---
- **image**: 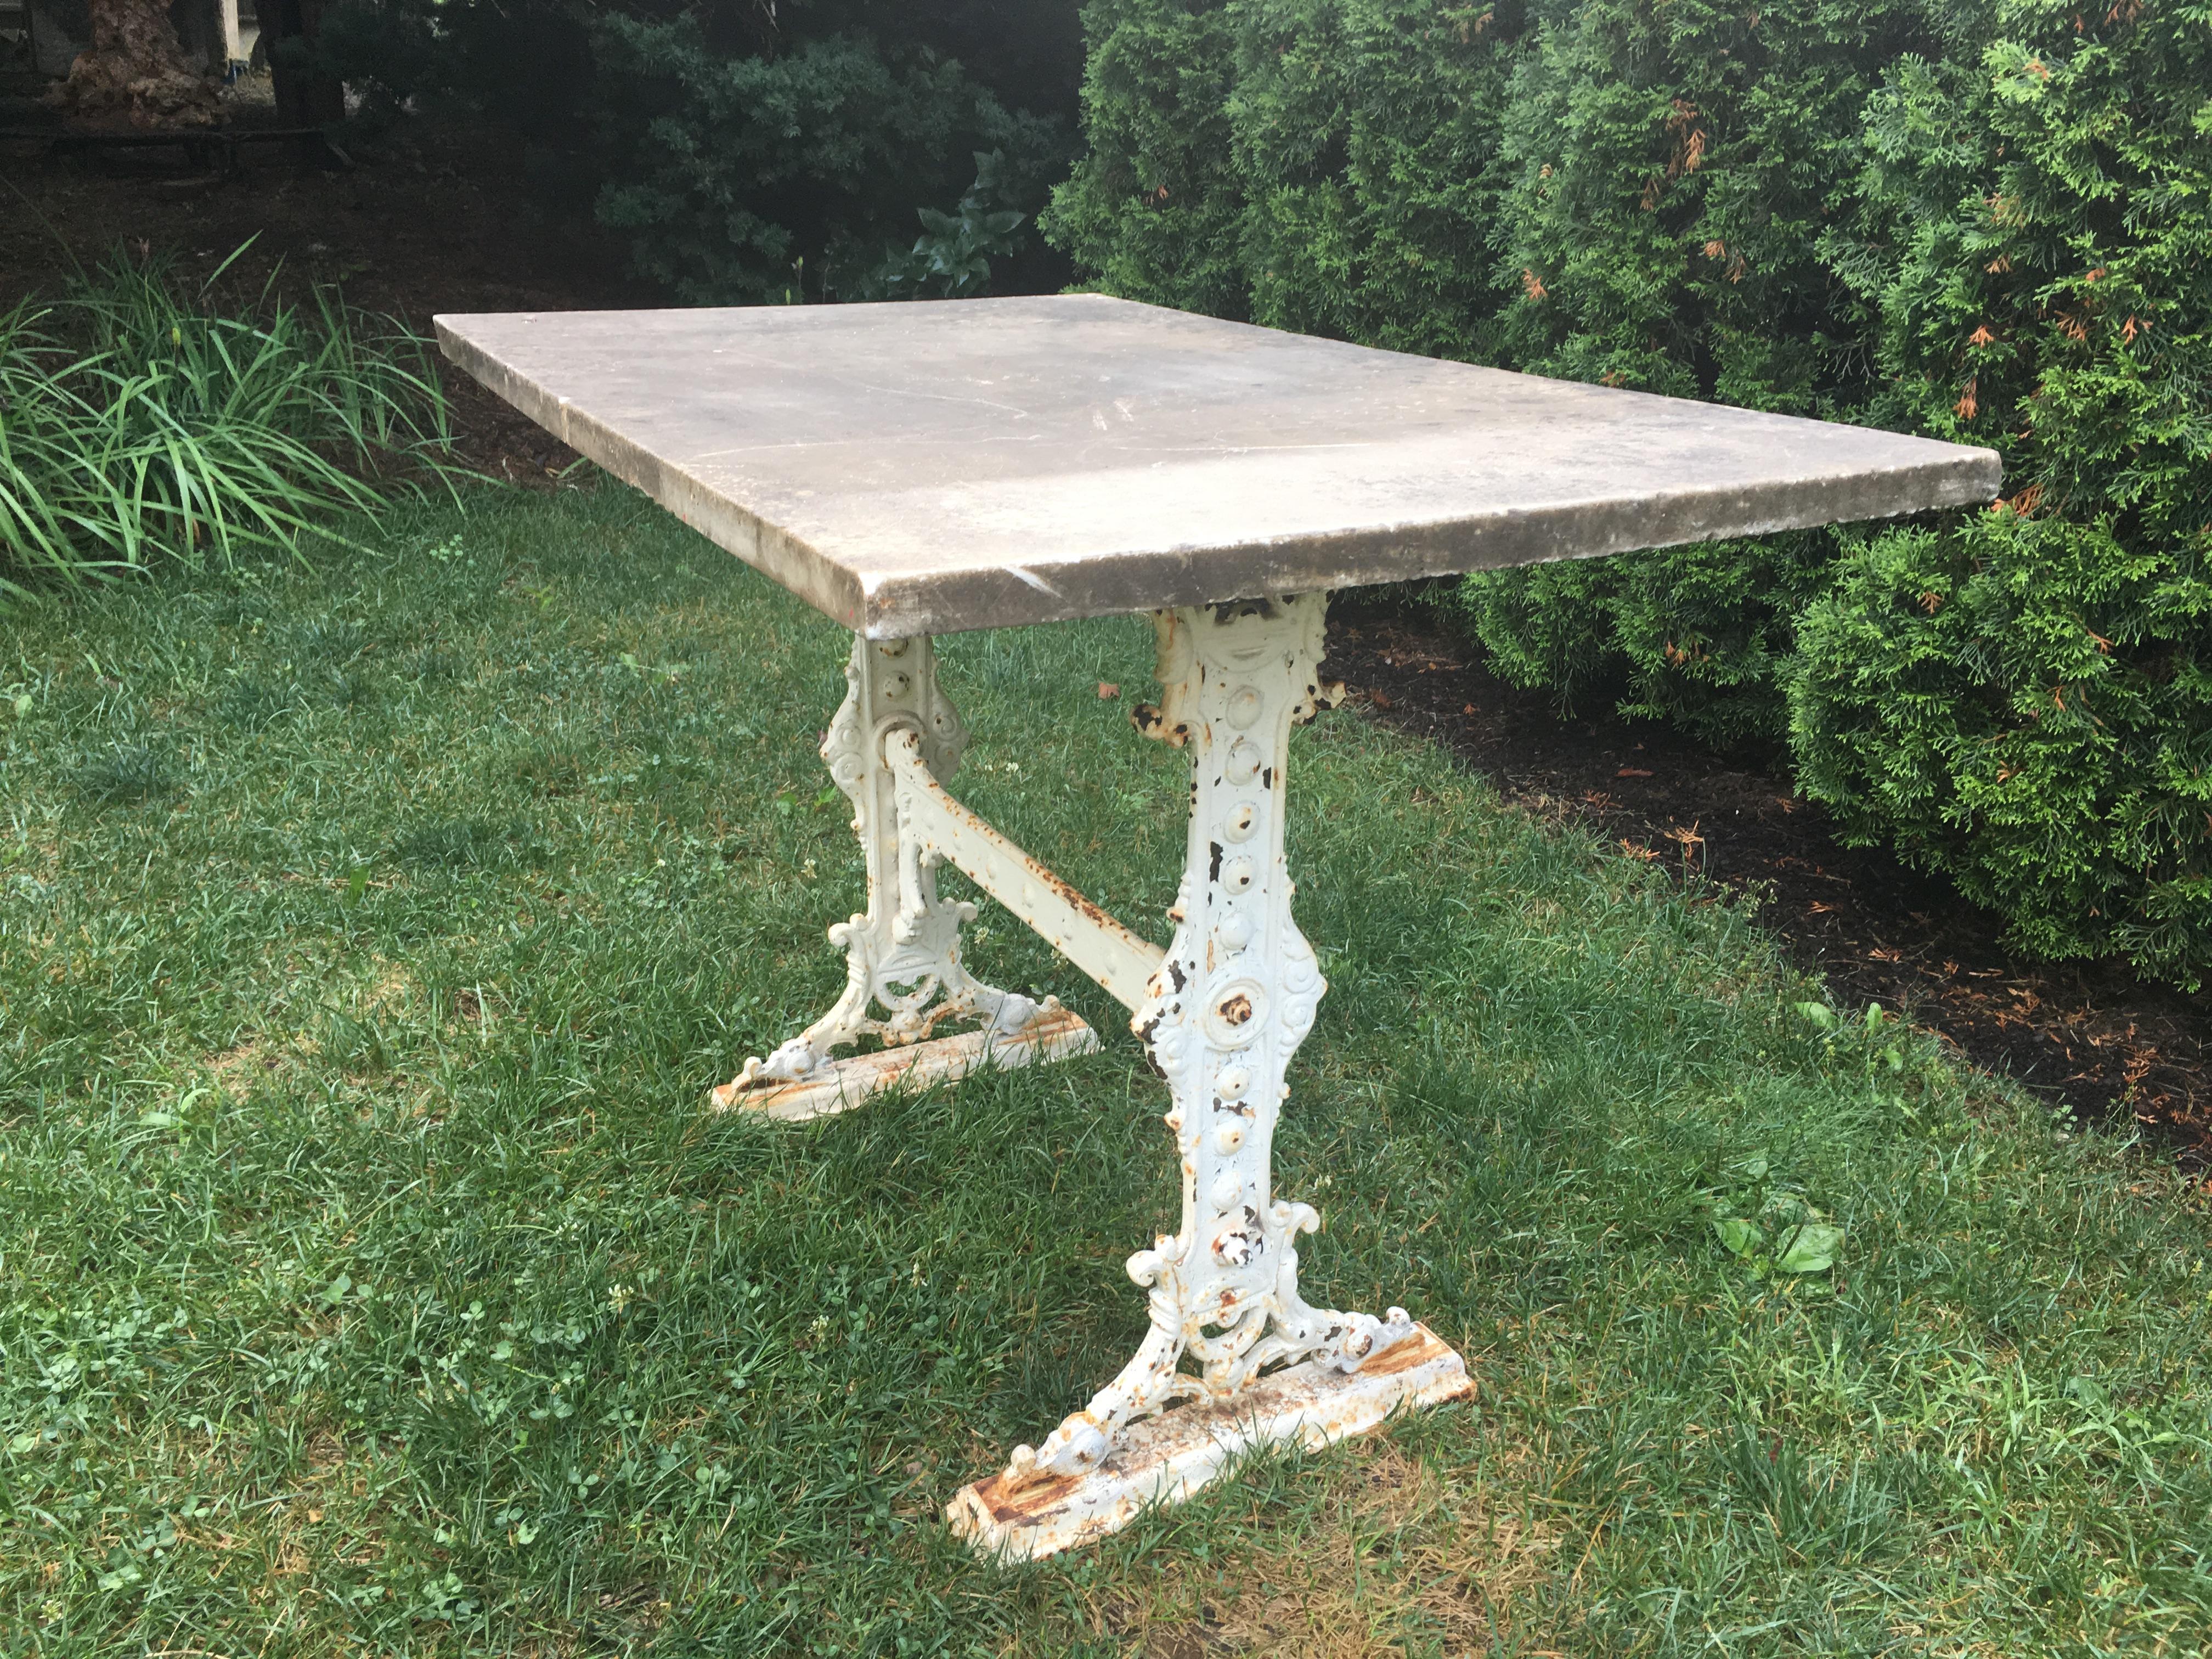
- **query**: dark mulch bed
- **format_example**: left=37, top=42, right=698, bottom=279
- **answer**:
left=1326, top=593, right=2212, bottom=1172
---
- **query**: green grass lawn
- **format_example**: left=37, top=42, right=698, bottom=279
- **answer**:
left=4, top=483, right=2210, bottom=1657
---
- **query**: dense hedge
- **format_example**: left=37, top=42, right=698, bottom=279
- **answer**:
left=587, top=17, right=1063, bottom=303
left=317, top=0, right=1080, bottom=302
left=1047, top=0, right=2212, bottom=984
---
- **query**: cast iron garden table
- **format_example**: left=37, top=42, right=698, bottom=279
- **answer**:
left=436, top=296, right=1998, bottom=1558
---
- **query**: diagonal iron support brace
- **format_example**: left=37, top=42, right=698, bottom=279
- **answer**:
left=882, top=728, right=1162, bottom=1013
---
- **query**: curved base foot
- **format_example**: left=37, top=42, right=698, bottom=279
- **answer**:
left=710, top=1000, right=1098, bottom=1121
left=946, top=1324, right=1470, bottom=1560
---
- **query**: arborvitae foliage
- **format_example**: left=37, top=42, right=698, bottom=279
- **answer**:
left=589, top=18, right=1064, bottom=303
left=1789, top=0, right=2212, bottom=983
left=1039, top=0, right=1250, bottom=317
left=1049, top=0, right=2211, bottom=983
left=1489, top=0, right=1944, bottom=410
left=1226, top=0, right=1521, bottom=357
left=1792, top=514, right=2210, bottom=983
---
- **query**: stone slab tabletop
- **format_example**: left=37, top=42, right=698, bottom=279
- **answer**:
left=435, top=295, right=2000, bottom=639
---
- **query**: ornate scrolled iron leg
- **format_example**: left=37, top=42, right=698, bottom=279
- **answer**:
left=723, top=634, right=1042, bottom=1097
left=998, top=594, right=1421, bottom=1490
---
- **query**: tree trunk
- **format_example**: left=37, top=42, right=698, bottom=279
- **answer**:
left=51, top=0, right=221, bottom=129
left=263, top=0, right=345, bottom=129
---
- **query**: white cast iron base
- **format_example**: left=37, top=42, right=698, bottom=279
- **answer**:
left=946, top=1324, right=1471, bottom=1560
left=710, top=1000, right=1098, bottom=1121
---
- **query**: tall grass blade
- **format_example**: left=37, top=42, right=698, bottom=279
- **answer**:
left=0, top=245, right=462, bottom=603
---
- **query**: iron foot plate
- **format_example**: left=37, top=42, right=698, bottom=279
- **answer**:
left=945, top=1323, right=1471, bottom=1560
left=710, top=1003, right=1101, bottom=1121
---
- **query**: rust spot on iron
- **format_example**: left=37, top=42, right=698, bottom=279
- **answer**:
left=1035, top=860, right=1124, bottom=933
left=1219, top=992, right=1253, bottom=1026
left=1362, top=1327, right=1453, bottom=1380
left=1132, top=702, right=1191, bottom=747
left=974, top=1468, right=1082, bottom=1520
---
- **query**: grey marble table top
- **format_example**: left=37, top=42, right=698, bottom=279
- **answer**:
left=435, top=295, right=1999, bottom=639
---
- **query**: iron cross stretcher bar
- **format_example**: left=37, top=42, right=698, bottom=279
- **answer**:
left=435, top=295, right=1999, bottom=1559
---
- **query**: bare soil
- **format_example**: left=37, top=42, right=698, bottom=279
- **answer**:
left=7, top=83, right=2204, bottom=1166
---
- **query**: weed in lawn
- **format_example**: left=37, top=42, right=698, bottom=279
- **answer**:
left=69, top=741, right=176, bottom=805
left=1, top=482, right=2208, bottom=1656
left=319, top=1005, right=395, bottom=1076
left=215, top=674, right=302, bottom=732
left=390, top=816, right=539, bottom=872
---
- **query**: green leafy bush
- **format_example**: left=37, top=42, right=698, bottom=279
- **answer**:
left=1786, top=2, right=2212, bottom=981
left=590, top=20, right=1064, bottom=303
left=1794, top=514, right=2210, bottom=981
left=845, top=150, right=1035, bottom=302
left=1051, top=0, right=2212, bottom=981
left=0, top=251, right=451, bottom=603
left=1036, top=0, right=1248, bottom=316
left=316, top=1, right=1078, bottom=304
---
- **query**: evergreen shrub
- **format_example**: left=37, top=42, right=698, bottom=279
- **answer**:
left=589, top=18, right=1063, bottom=303
left=1047, top=0, right=2212, bottom=983
left=316, top=1, right=1080, bottom=303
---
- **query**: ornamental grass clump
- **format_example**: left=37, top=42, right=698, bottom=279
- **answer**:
left=0, top=248, right=453, bottom=603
